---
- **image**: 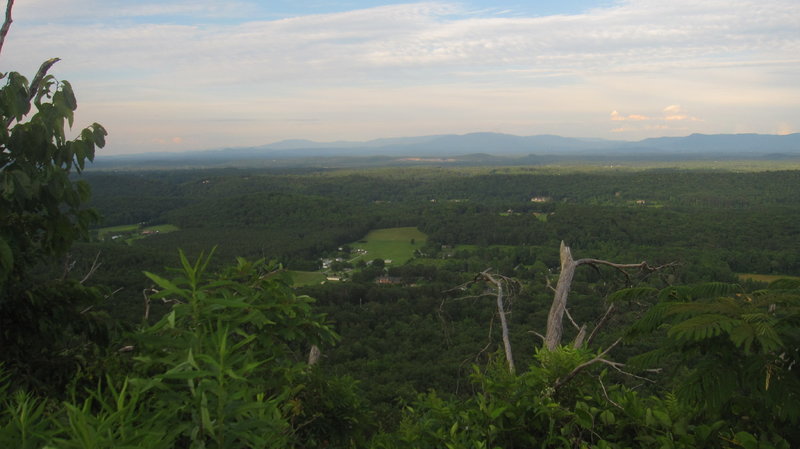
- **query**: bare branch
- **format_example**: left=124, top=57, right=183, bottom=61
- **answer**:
left=553, top=338, right=621, bottom=391
left=308, top=345, right=321, bottom=366
left=142, top=287, right=159, bottom=321
left=597, top=374, right=623, bottom=409
left=80, top=251, right=102, bottom=284
left=480, top=270, right=516, bottom=373
left=545, top=273, right=557, bottom=293
left=596, top=358, right=655, bottom=384
left=528, top=330, right=546, bottom=343
left=545, top=241, right=675, bottom=350
left=564, top=307, right=581, bottom=331
left=0, top=0, right=14, bottom=57
left=573, top=324, right=587, bottom=349
left=585, top=303, right=615, bottom=347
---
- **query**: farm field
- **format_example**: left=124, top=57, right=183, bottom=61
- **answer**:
left=350, top=227, right=427, bottom=265
left=96, top=223, right=179, bottom=244
left=738, top=273, right=800, bottom=283
left=288, top=270, right=327, bottom=286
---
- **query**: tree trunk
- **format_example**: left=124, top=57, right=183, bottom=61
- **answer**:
left=545, top=242, right=577, bottom=351
left=481, top=271, right=515, bottom=373
left=544, top=241, right=661, bottom=350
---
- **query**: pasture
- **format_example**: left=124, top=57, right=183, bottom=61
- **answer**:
left=96, top=223, right=179, bottom=244
left=289, top=270, right=327, bottom=286
left=738, top=273, right=800, bottom=283
left=350, top=227, right=428, bottom=265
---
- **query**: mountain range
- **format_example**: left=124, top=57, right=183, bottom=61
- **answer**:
left=93, top=132, right=800, bottom=168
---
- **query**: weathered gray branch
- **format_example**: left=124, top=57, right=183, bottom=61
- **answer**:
left=308, top=345, right=321, bottom=366
left=0, top=0, right=14, bottom=57
left=585, top=303, right=615, bottom=348
left=480, top=270, right=516, bottom=373
left=553, top=338, right=621, bottom=391
left=545, top=241, right=669, bottom=350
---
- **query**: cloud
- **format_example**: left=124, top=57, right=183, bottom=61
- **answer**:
left=609, top=105, right=703, bottom=134
left=4, top=0, right=799, bottom=152
left=776, top=122, right=795, bottom=135
left=611, top=111, right=651, bottom=121
left=662, top=105, right=701, bottom=121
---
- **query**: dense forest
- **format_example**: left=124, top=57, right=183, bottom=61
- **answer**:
left=4, top=154, right=800, bottom=447
left=2, top=10, right=799, bottom=447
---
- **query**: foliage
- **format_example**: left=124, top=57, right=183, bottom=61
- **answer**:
left=0, top=251, right=369, bottom=448
left=0, top=58, right=109, bottom=392
left=130, top=250, right=341, bottom=447
left=0, top=63, right=107, bottom=281
left=373, top=351, right=737, bottom=449
left=628, top=281, right=800, bottom=443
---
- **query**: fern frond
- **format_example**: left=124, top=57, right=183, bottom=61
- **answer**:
left=768, top=278, right=800, bottom=290
left=666, top=297, right=741, bottom=318
left=658, top=286, right=692, bottom=302
left=607, top=286, right=658, bottom=304
left=627, top=302, right=673, bottom=336
left=685, top=282, right=743, bottom=300
left=753, top=321, right=783, bottom=353
left=667, top=314, right=739, bottom=341
left=627, top=347, right=671, bottom=369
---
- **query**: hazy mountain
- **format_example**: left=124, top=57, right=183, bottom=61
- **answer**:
left=92, top=132, right=800, bottom=169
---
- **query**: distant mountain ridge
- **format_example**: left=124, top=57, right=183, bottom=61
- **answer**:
left=94, top=132, right=800, bottom=168
left=243, top=132, right=800, bottom=156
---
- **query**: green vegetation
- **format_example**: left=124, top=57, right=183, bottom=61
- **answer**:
left=288, top=270, right=327, bottom=286
left=739, top=273, right=800, bottom=283
left=350, top=227, right=428, bottom=265
left=96, top=223, right=179, bottom=245
left=2, top=6, right=800, bottom=446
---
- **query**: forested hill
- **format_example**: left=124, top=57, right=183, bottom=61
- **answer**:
left=6, top=161, right=800, bottom=447
left=91, top=132, right=800, bottom=168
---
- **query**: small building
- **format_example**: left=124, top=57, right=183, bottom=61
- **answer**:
left=375, top=276, right=402, bottom=285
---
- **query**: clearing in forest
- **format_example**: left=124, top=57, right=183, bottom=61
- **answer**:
left=738, top=273, right=800, bottom=283
left=288, top=270, right=328, bottom=287
left=350, top=227, right=428, bottom=265
left=96, top=223, right=179, bottom=244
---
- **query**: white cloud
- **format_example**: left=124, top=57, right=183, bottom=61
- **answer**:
left=3, top=0, right=799, bottom=152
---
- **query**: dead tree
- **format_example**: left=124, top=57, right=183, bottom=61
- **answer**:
left=478, top=270, right=517, bottom=373
left=545, top=241, right=673, bottom=351
left=445, top=269, right=521, bottom=373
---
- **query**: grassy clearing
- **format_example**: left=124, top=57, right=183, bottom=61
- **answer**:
left=96, top=223, right=179, bottom=245
left=350, top=227, right=428, bottom=265
left=289, top=271, right=327, bottom=286
left=738, top=273, right=800, bottom=283
left=96, top=224, right=139, bottom=239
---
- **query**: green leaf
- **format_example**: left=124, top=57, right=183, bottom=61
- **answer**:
left=667, top=314, right=739, bottom=341
left=144, top=271, right=189, bottom=299
left=60, top=80, right=78, bottom=110
left=608, top=286, right=658, bottom=303
left=733, top=431, right=759, bottom=449
left=91, top=122, right=107, bottom=148
left=160, top=369, right=215, bottom=380
left=0, top=237, right=13, bottom=280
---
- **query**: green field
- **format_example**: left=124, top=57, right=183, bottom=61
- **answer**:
left=96, top=224, right=140, bottom=239
left=288, top=270, right=327, bottom=286
left=96, top=223, right=179, bottom=244
left=738, top=273, right=800, bottom=283
left=350, top=227, right=428, bottom=265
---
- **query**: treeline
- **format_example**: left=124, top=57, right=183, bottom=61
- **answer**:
left=84, top=168, right=800, bottom=275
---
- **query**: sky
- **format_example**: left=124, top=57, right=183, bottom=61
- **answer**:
left=1, top=0, right=798, bottom=154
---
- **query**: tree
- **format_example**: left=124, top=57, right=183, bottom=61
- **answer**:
left=545, top=241, right=673, bottom=350
left=0, top=0, right=108, bottom=391
left=627, top=279, right=800, bottom=442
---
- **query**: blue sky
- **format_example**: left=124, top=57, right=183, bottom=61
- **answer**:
left=2, top=0, right=798, bottom=154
